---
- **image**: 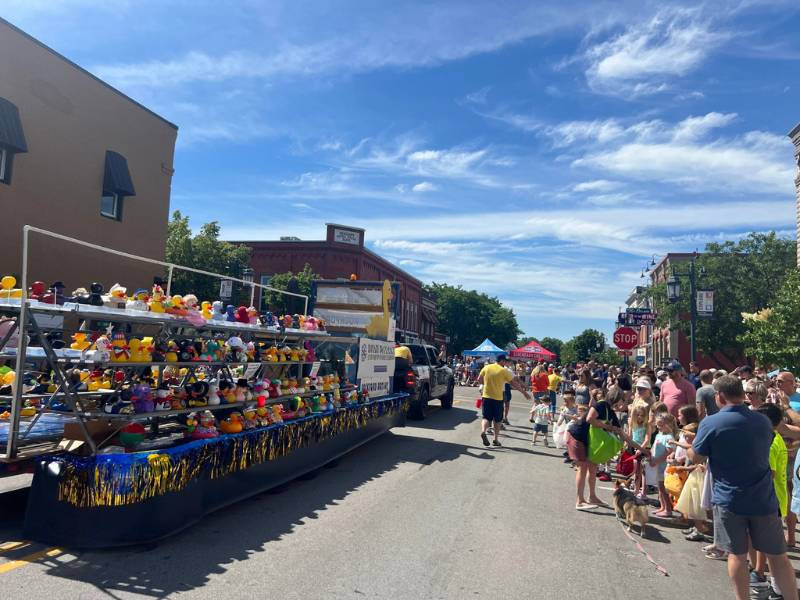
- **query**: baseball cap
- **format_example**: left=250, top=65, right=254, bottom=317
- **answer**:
left=656, top=369, right=667, bottom=377
left=496, top=353, right=507, bottom=362
left=635, top=377, right=652, bottom=390
left=665, top=360, right=683, bottom=372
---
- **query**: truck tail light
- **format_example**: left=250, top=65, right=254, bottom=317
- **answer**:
left=405, top=370, right=416, bottom=389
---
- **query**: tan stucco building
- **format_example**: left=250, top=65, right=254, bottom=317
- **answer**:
left=0, top=18, right=177, bottom=294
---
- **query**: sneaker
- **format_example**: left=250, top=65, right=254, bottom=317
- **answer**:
left=749, top=571, right=767, bottom=587
left=563, top=457, right=573, bottom=463
left=499, top=424, right=506, bottom=431
left=486, top=427, right=494, bottom=435
left=597, top=471, right=612, bottom=482
left=562, top=451, right=569, bottom=457
left=502, top=419, right=510, bottom=425
left=681, top=527, right=696, bottom=535
left=492, top=440, right=502, bottom=447
left=766, top=587, right=783, bottom=600
left=480, top=432, right=490, bottom=447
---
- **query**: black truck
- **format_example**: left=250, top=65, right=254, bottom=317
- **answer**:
left=393, top=343, right=455, bottom=419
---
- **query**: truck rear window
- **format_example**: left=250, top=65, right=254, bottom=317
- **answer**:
left=409, top=346, right=429, bottom=364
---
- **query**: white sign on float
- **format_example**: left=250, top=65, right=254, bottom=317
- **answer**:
left=219, top=279, right=233, bottom=299
left=357, top=338, right=396, bottom=398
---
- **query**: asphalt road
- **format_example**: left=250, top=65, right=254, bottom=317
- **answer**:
left=0, top=388, right=771, bottom=599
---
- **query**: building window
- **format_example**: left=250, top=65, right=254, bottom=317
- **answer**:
left=0, top=96, right=28, bottom=186
left=101, top=150, right=136, bottom=221
left=100, top=192, right=122, bottom=220
left=0, top=147, right=8, bottom=184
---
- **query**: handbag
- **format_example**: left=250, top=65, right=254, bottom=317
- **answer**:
left=588, top=425, right=623, bottom=464
left=616, top=449, right=635, bottom=476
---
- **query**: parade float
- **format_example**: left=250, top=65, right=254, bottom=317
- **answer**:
left=0, top=226, right=405, bottom=548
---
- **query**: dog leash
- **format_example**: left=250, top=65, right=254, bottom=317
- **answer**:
left=619, top=522, right=670, bottom=577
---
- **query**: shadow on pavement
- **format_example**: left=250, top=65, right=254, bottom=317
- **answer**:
left=4, top=427, right=487, bottom=598
left=405, top=405, right=477, bottom=430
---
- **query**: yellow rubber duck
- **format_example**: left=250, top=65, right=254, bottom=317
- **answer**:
left=201, top=301, right=213, bottom=320
left=128, top=338, right=142, bottom=362
left=219, top=412, right=244, bottom=434
left=70, top=332, right=91, bottom=352
left=0, top=276, right=22, bottom=299
left=149, top=285, right=166, bottom=313
left=20, top=402, right=36, bottom=417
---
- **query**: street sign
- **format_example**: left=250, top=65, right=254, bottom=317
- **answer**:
left=617, top=350, right=633, bottom=356
left=697, top=289, right=714, bottom=318
left=220, top=279, right=233, bottom=299
left=613, top=326, right=638, bottom=350
left=618, top=312, right=656, bottom=325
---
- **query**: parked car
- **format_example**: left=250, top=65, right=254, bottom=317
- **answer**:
left=393, top=343, right=455, bottom=419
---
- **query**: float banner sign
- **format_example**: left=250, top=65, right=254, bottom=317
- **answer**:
left=697, top=290, right=714, bottom=318
left=357, top=338, right=395, bottom=397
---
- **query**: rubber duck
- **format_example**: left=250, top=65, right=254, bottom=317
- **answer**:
left=265, top=346, right=279, bottom=362
left=87, top=370, right=103, bottom=391
left=155, top=385, right=172, bottom=411
left=0, top=276, right=22, bottom=299
left=128, top=338, right=142, bottom=362
left=165, top=341, right=179, bottom=362
left=185, top=412, right=198, bottom=437
left=211, top=301, right=225, bottom=320
left=280, top=378, right=290, bottom=396
left=219, top=412, right=244, bottom=434
left=269, top=379, right=281, bottom=398
left=255, top=403, right=271, bottom=426
left=235, top=378, right=250, bottom=402
left=270, top=404, right=283, bottom=423
left=264, top=312, right=275, bottom=327
left=127, top=289, right=149, bottom=311
left=139, top=337, right=154, bottom=362
left=20, top=401, right=36, bottom=417
left=201, top=301, right=213, bottom=320
left=110, top=332, right=129, bottom=361
left=242, top=407, right=257, bottom=429
left=149, top=285, right=166, bottom=312
left=232, top=306, right=248, bottom=324
left=219, top=380, right=237, bottom=404
left=131, top=383, right=154, bottom=413
left=289, top=347, right=301, bottom=362
left=282, top=314, right=293, bottom=329
left=166, top=294, right=187, bottom=316
left=225, top=305, right=236, bottom=322
left=41, top=281, right=66, bottom=305
left=247, top=306, right=259, bottom=325
left=28, top=281, right=46, bottom=301
left=103, top=283, right=127, bottom=309
left=70, top=332, right=92, bottom=352
left=207, top=380, right=221, bottom=405
left=245, top=341, right=256, bottom=361
left=278, top=346, right=292, bottom=362
left=87, top=282, right=104, bottom=306
left=186, top=381, right=209, bottom=407
left=192, top=411, right=219, bottom=439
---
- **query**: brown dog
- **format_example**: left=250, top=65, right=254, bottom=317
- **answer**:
left=613, top=479, right=649, bottom=537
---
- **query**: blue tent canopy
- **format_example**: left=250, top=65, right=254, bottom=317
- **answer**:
left=463, top=338, right=505, bottom=356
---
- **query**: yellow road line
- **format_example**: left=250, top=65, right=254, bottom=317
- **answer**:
left=0, top=541, right=28, bottom=552
left=0, top=547, right=62, bottom=574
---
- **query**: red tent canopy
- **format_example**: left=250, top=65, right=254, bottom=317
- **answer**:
left=509, top=340, right=556, bottom=361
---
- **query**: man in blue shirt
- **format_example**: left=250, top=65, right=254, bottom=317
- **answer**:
left=689, top=375, right=797, bottom=600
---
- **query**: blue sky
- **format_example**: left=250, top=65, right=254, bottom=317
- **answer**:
left=5, top=0, right=800, bottom=342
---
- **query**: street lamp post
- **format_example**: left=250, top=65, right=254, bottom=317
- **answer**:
left=666, top=254, right=699, bottom=364
left=242, top=267, right=255, bottom=306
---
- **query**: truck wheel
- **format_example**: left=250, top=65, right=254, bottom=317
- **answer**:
left=409, top=388, right=429, bottom=420
left=441, top=382, right=454, bottom=409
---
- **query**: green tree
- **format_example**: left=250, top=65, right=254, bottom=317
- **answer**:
left=165, top=211, right=251, bottom=303
left=538, top=337, right=563, bottom=362
left=561, top=340, right=577, bottom=365
left=569, top=329, right=608, bottom=362
left=263, top=264, right=320, bottom=314
left=426, top=283, right=521, bottom=352
left=740, top=270, right=800, bottom=369
left=648, top=232, right=795, bottom=361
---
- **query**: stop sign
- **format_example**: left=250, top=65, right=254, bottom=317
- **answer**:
left=613, top=326, right=638, bottom=350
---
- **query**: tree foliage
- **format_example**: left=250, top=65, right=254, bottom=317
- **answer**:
left=559, top=329, right=619, bottom=365
left=647, top=232, right=795, bottom=361
left=426, top=283, right=520, bottom=353
left=165, top=211, right=251, bottom=303
left=740, top=270, right=800, bottom=369
left=538, top=337, right=564, bottom=362
left=263, top=264, right=320, bottom=314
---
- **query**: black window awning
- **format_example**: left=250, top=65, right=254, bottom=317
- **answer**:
left=0, top=97, right=28, bottom=153
left=103, top=150, right=136, bottom=196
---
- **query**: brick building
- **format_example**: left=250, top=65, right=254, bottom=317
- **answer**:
left=0, top=18, right=177, bottom=291
left=233, top=224, right=439, bottom=344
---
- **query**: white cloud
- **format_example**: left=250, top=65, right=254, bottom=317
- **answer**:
left=573, top=179, right=622, bottom=192
left=584, top=8, right=727, bottom=96
left=671, top=112, right=737, bottom=142
left=412, top=181, right=438, bottom=193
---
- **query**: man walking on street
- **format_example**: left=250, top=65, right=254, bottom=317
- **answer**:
left=478, top=354, right=531, bottom=447
left=689, top=375, right=798, bottom=600
left=660, top=360, right=696, bottom=418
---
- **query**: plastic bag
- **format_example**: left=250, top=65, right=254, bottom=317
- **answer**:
left=616, top=449, right=635, bottom=476
left=675, top=468, right=706, bottom=520
left=588, top=425, right=623, bottom=464
left=665, top=466, right=688, bottom=496
left=553, top=421, right=570, bottom=449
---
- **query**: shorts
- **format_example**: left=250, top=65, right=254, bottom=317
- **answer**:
left=566, top=433, right=587, bottom=462
left=534, top=423, right=548, bottom=434
left=481, top=398, right=504, bottom=423
left=549, top=390, right=557, bottom=406
left=713, top=506, right=787, bottom=556
left=503, top=388, right=512, bottom=402
left=534, top=392, right=548, bottom=401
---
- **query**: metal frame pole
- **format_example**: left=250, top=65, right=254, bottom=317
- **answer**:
left=689, top=257, right=697, bottom=364
left=166, top=265, right=174, bottom=297
left=6, top=226, right=30, bottom=460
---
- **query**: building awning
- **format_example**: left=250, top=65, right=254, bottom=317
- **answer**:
left=0, top=97, right=28, bottom=153
left=421, top=307, right=438, bottom=324
left=103, top=150, right=136, bottom=196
